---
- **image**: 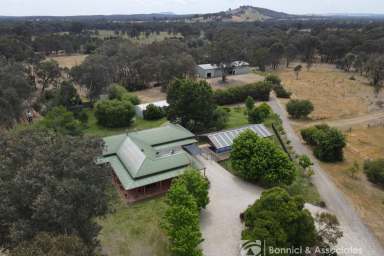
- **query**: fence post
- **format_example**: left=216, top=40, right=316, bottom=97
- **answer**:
left=272, top=123, right=293, bottom=161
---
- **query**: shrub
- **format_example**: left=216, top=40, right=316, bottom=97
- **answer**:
left=231, top=130, right=296, bottom=187
left=248, top=103, right=272, bottom=123
left=265, top=74, right=281, bottom=85
left=286, top=99, right=314, bottom=119
left=301, top=125, right=346, bottom=162
left=174, top=168, right=210, bottom=210
left=274, top=84, right=292, bottom=98
left=121, top=93, right=140, bottom=105
left=40, top=106, right=84, bottom=136
left=364, top=159, right=384, bottom=186
left=95, top=99, right=135, bottom=128
left=73, top=109, right=89, bottom=127
left=108, top=84, right=140, bottom=105
left=143, top=104, right=166, bottom=120
left=109, top=84, right=127, bottom=99
left=213, top=81, right=272, bottom=105
left=242, top=187, right=317, bottom=250
left=245, top=96, right=255, bottom=112
left=212, top=107, right=229, bottom=131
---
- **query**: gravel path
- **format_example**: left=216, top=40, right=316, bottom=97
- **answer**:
left=269, top=96, right=384, bottom=256
left=198, top=156, right=263, bottom=256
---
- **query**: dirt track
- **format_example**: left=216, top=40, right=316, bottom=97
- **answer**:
left=269, top=95, right=384, bottom=256
left=292, top=111, right=384, bottom=130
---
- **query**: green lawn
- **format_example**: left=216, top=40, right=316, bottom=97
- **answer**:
left=84, top=109, right=167, bottom=137
left=223, top=106, right=249, bottom=129
left=97, top=187, right=169, bottom=256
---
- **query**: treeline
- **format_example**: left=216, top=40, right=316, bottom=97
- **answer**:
left=3, top=17, right=384, bottom=129
left=70, top=39, right=196, bottom=97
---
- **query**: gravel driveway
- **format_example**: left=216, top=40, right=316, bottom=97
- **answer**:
left=198, top=156, right=263, bottom=256
left=269, top=96, right=384, bottom=256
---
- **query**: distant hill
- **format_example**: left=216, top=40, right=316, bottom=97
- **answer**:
left=186, top=6, right=299, bottom=22
left=1, top=6, right=383, bottom=23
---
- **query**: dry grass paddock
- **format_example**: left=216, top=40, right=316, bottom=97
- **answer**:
left=319, top=127, right=384, bottom=246
left=277, top=63, right=384, bottom=121
left=49, top=54, right=88, bottom=69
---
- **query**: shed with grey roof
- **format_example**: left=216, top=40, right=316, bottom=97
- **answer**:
left=204, top=124, right=273, bottom=153
left=196, top=61, right=251, bottom=79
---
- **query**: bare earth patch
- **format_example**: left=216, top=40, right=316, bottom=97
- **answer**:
left=277, top=63, right=384, bottom=121
left=48, top=54, right=88, bottom=69
left=319, top=127, right=384, bottom=246
left=207, top=73, right=264, bottom=90
left=133, top=87, right=166, bottom=103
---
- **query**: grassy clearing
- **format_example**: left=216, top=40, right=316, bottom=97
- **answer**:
left=319, top=127, right=384, bottom=246
left=97, top=187, right=169, bottom=256
left=276, top=63, right=384, bottom=121
left=84, top=109, right=167, bottom=137
left=91, top=30, right=183, bottom=44
left=48, top=54, right=88, bottom=69
left=223, top=106, right=249, bottom=129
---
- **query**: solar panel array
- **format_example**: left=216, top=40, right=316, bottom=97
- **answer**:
left=207, top=124, right=273, bottom=150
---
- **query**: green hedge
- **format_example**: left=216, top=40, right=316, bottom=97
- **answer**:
left=143, top=104, right=166, bottom=120
left=95, top=99, right=135, bottom=128
left=213, top=81, right=272, bottom=105
left=274, top=85, right=292, bottom=98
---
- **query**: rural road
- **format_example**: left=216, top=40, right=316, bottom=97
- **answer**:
left=269, top=96, right=384, bottom=256
left=291, top=111, right=384, bottom=130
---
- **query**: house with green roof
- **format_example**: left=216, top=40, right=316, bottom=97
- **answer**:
left=99, top=123, right=204, bottom=203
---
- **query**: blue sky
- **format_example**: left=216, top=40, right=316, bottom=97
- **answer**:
left=1, top=0, right=384, bottom=16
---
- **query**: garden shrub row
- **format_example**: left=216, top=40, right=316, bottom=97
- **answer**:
left=163, top=169, right=209, bottom=256
left=265, top=74, right=291, bottom=98
left=213, top=81, right=272, bottom=105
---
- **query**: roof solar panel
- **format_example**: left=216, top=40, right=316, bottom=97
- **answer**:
left=207, top=124, right=273, bottom=150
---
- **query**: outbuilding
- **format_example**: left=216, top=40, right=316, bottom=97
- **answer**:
left=196, top=61, right=251, bottom=79
left=204, top=124, right=273, bottom=153
left=134, top=100, right=169, bottom=118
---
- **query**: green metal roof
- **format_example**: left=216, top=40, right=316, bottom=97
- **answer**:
left=100, top=124, right=203, bottom=190
left=129, top=124, right=195, bottom=146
